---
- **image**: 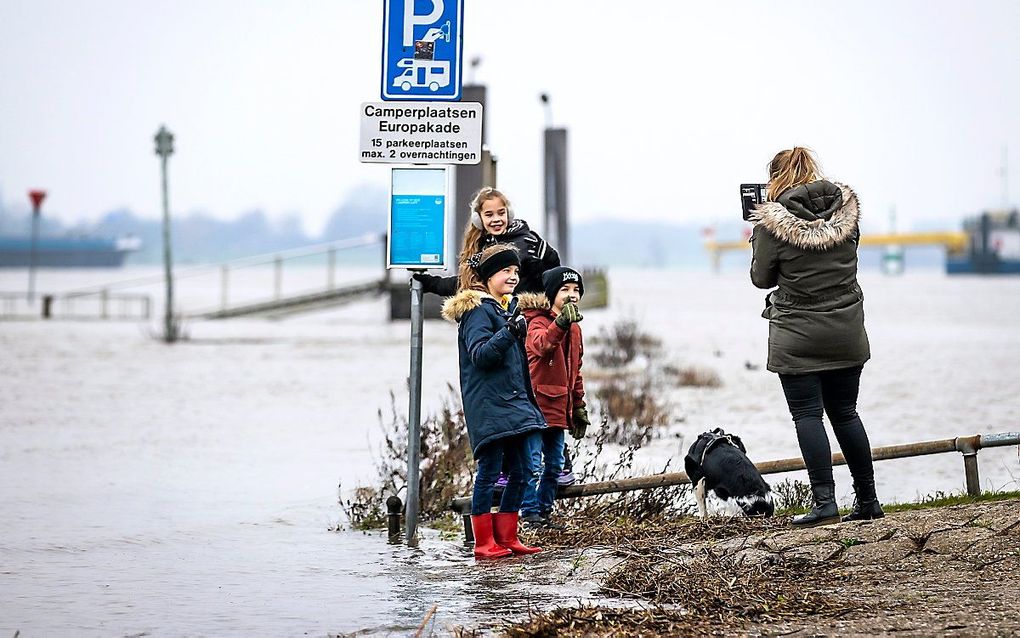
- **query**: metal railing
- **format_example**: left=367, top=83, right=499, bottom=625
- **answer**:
left=444, top=431, right=1020, bottom=540
left=0, top=291, right=151, bottom=320
left=46, top=233, right=386, bottom=319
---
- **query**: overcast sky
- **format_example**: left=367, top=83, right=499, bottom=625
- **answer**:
left=1, top=1, right=1018, bottom=235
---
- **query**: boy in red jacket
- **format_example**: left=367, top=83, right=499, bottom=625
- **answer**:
left=517, top=267, right=590, bottom=528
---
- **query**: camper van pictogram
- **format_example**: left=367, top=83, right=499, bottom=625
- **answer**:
left=393, top=21, right=451, bottom=92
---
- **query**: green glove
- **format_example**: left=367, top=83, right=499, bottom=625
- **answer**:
left=570, top=405, right=590, bottom=439
left=554, top=301, right=583, bottom=329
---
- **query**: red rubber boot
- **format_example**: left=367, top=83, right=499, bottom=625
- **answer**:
left=493, top=512, right=542, bottom=555
left=471, top=514, right=512, bottom=559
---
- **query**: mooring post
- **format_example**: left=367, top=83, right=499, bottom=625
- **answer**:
left=274, top=256, right=283, bottom=300
left=386, top=495, right=403, bottom=540
left=220, top=265, right=229, bottom=310
left=327, top=248, right=336, bottom=291
left=41, top=294, right=53, bottom=319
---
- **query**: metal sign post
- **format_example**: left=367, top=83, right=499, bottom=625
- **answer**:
left=374, top=0, right=468, bottom=545
left=405, top=273, right=424, bottom=544
left=387, top=167, right=450, bottom=544
left=27, top=189, right=46, bottom=303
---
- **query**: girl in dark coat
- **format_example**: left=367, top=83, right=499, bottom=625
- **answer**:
left=441, top=243, right=546, bottom=558
left=750, top=147, right=883, bottom=527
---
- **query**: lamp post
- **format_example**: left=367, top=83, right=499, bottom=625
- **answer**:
left=27, top=189, right=46, bottom=303
left=154, top=125, right=177, bottom=343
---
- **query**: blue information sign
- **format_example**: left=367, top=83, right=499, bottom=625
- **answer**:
left=381, top=0, right=464, bottom=101
left=388, top=167, right=448, bottom=269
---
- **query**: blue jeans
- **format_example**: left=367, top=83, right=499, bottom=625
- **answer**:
left=520, top=428, right=566, bottom=518
left=471, top=434, right=530, bottom=516
left=778, top=365, right=874, bottom=488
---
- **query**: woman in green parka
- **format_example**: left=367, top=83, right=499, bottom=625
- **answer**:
left=750, top=147, right=884, bottom=527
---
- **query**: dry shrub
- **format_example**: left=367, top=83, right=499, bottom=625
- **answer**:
left=663, top=363, right=722, bottom=388
left=339, top=385, right=473, bottom=529
left=337, top=486, right=387, bottom=530
left=591, top=375, right=669, bottom=447
left=546, top=421, right=694, bottom=527
left=589, top=319, right=662, bottom=368
left=772, top=477, right=814, bottom=514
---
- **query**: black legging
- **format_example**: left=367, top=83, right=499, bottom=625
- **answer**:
left=778, top=365, right=874, bottom=487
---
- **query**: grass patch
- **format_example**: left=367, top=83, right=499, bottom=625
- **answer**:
left=884, top=490, right=1020, bottom=513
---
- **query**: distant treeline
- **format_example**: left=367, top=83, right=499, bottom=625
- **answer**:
left=0, top=185, right=950, bottom=269
left=0, top=185, right=389, bottom=265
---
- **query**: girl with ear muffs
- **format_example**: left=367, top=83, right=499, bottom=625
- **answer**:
left=413, top=186, right=561, bottom=298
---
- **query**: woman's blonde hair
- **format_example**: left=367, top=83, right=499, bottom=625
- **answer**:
left=460, top=243, right=519, bottom=293
left=457, top=187, right=511, bottom=291
left=767, top=147, right=822, bottom=201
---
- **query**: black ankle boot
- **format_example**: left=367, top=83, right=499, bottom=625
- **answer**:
left=842, top=479, right=884, bottom=522
left=792, top=482, right=841, bottom=527
left=539, top=509, right=566, bottom=531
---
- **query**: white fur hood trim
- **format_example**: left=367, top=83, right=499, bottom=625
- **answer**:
left=750, top=182, right=861, bottom=251
left=441, top=289, right=499, bottom=323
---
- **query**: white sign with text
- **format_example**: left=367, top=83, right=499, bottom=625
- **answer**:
left=359, top=101, right=482, bottom=165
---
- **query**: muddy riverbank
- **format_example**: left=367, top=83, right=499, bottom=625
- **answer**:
left=472, top=496, right=1020, bottom=637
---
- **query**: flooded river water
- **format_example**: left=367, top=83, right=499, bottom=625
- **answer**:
left=2, top=267, right=1018, bottom=634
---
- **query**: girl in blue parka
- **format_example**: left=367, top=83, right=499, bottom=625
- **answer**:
left=441, top=243, right=546, bottom=559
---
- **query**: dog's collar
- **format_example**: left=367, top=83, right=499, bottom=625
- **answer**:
left=699, top=432, right=740, bottom=466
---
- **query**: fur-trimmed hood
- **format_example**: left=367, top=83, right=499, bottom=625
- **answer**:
left=441, top=289, right=510, bottom=322
left=516, top=292, right=550, bottom=311
left=750, top=181, right=860, bottom=251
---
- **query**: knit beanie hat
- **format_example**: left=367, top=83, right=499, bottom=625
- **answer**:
left=542, top=266, right=584, bottom=304
left=472, top=244, right=521, bottom=282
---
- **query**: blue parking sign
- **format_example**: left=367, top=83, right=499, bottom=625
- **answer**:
left=381, top=0, right=464, bottom=101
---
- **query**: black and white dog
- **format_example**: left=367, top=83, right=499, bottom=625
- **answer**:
left=684, top=428, right=774, bottom=519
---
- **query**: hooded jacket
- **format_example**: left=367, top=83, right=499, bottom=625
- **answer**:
left=429, top=219, right=561, bottom=297
left=518, top=292, right=586, bottom=428
left=749, top=180, right=871, bottom=374
left=441, top=289, right=546, bottom=455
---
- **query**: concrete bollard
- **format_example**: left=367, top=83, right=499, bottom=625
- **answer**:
left=386, top=495, right=402, bottom=540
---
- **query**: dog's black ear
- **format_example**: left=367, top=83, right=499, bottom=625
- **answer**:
left=684, top=459, right=703, bottom=485
left=684, top=451, right=703, bottom=485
